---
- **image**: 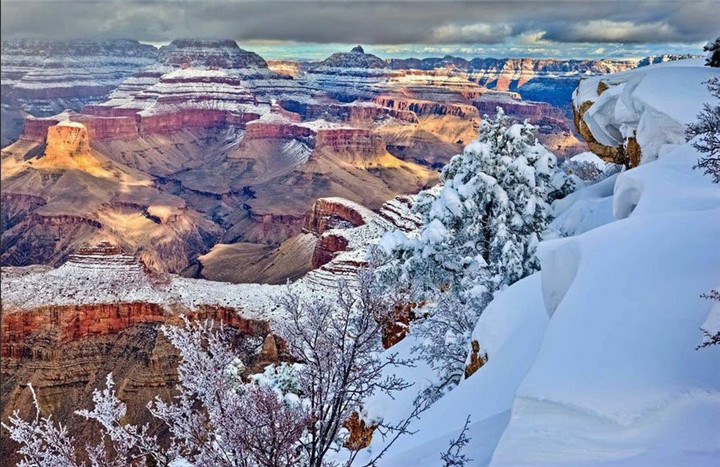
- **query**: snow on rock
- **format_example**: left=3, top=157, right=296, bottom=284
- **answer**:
left=573, top=58, right=718, bottom=164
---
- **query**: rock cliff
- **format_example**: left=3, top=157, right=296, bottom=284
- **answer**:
left=0, top=243, right=284, bottom=465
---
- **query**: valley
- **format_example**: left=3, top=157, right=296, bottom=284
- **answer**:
left=1, top=39, right=681, bottom=280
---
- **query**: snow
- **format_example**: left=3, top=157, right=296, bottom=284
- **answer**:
left=373, top=60, right=720, bottom=465
left=701, top=289, right=720, bottom=345
left=56, top=120, right=86, bottom=129
left=359, top=274, right=548, bottom=467
left=573, top=58, right=719, bottom=163
left=549, top=173, right=617, bottom=236
left=570, top=151, right=610, bottom=168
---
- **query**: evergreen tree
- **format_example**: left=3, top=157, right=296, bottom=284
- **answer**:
left=687, top=77, right=720, bottom=183
left=704, top=36, right=720, bottom=68
left=376, top=109, right=560, bottom=390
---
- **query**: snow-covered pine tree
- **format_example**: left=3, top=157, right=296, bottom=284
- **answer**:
left=704, top=36, right=720, bottom=67
left=687, top=76, right=720, bottom=183
left=380, top=108, right=557, bottom=303
left=376, top=109, right=559, bottom=390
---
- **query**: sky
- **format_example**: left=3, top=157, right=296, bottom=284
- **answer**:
left=1, top=1, right=717, bottom=59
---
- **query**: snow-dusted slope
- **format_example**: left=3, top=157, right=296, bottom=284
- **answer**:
left=370, top=59, right=720, bottom=466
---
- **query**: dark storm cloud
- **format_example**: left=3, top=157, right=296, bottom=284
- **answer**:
left=0, top=0, right=717, bottom=45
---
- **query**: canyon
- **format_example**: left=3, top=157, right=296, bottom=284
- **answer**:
left=1, top=35, right=708, bottom=465
left=0, top=39, right=687, bottom=277
left=0, top=190, right=420, bottom=462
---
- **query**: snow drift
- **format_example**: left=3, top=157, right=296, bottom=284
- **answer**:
left=369, top=58, right=720, bottom=466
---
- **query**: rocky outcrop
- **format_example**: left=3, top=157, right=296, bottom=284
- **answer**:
left=306, top=46, right=397, bottom=101
left=22, top=111, right=139, bottom=141
left=343, top=411, right=377, bottom=451
left=464, top=340, right=488, bottom=379
left=1, top=302, right=165, bottom=362
left=1, top=302, right=276, bottom=466
left=314, top=128, right=387, bottom=159
left=474, top=91, right=564, bottom=120
left=572, top=99, right=625, bottom=164
left=374, top=95, right=479, bottom=119
left=316, top=45, right=388, bottom=69
left=0, top=244, right=288, bottom=464
left=244, top=110, right=314, bottom=141
left=312, top=233, right=349, bottom=268
left=303, top=197, right=371, bottom=235
left=1, top=125, right=222, bottom=272
left=382, top=301, right=423, bottom=349
left=280, top=99, right=417, bottom=124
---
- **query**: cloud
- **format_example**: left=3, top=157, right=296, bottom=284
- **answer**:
left=1, top=0, right=717, bottom=48
left=543, top=20, right=682, bottom=43
left=432, top=22, right=512, bottom=44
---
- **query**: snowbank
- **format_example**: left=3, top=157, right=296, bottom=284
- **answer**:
left=573, top=58, right=718, bottom=163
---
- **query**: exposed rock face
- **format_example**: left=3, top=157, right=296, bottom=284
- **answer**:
left=343, top=411, right=377, bottom=451
left=317, top=45, right=388, bottom=69
left=374, top=95, right=479, bottom=119
left=312, top=233, right=350, bottom=268
left=464, top=340, right=488, bottom=379
left=572, top=99, right=625, bottom=164
left=303, top=198, right=372, bottom=268
left=280, top=99, right=417, bottom=125
left=1, top=122, right=222, bottom=272
left=244, top=112, right=314, bottom=140
left=267, top=60, right=303, bottom=77
left=314, top=128, right=387, bottom=161
left=387, top=55, right=691, bottom=110
left=473, top=91, right=564, bottom=120
left=303, top=197, right=372, bottom=234
left=79, top=40, right=310, bottom=137
left=382, top=301, right=422, bottom=349
left=21, top=111, right=139, bottom=141
left=300, top=195, right=421, bottom=288
left=306, top=47, right=396, bottom=101
left=0, top=248, right=280, bottom=465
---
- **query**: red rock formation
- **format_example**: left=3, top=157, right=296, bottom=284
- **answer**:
left=0, top=300, right=278, bottom=465
left=464, top=340, right=488, bottom=379
left=245, top=120, right=314, bottom=140
left=1, top=302, right=166, bottom=361
left=314, top=128, right=386, bottom=158
left=311, top=233, right=349, bottom=268
left=20, top=116, right=61, bottom=141
left=375, top=95, right=479, bottom=119
left=22, top=112, right=139, bottom=141
left=74, top=115, right=139, bottom=140
left=474, top=97, right=564, bottom=120
left=139, top=109, right=229, bottom=134
left=343, top=411, right=377, bottom=451
left=280, top=100, right=417, bottom=124
left=303, top=198, right=369, bottom=235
